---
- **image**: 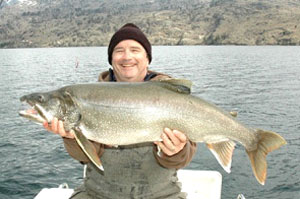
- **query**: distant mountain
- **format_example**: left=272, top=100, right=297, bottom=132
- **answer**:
left=0, top=0, right=300, bottom=48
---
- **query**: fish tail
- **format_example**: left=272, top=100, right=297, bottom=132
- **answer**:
left=246, top=129, right=286, bottom=185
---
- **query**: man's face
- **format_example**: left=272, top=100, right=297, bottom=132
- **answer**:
left=112, top=39, right=149, bottom=82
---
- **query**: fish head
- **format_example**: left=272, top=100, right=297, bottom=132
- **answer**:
left=19, top=89, right=80, bottom=129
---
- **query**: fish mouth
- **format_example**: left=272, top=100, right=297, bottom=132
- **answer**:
left=19, top=101, right=53, bottom=124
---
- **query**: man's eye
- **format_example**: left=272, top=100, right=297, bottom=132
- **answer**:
left=114, top=49, right=124, bottom=53
left=132, top=49, right=140, bottom=53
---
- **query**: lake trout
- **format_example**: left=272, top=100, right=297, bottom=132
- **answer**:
left=19, top=79, right=286, bottom=185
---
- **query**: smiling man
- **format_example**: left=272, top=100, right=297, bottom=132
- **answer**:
left=110, top=39, right=149, bottom=82
left=45, top=23, right=197, bottom=199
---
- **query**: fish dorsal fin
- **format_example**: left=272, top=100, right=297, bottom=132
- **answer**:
left=158, top=78, right=192, bottom=94
left=207, top=140, right=236, bottom=173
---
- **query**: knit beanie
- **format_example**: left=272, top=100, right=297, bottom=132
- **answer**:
left=108, top=23, right=152, bottom=65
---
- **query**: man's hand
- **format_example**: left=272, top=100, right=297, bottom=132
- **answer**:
left=154, top=128, right=187, bottom=156
left=43, top=117, right=75, bottom=139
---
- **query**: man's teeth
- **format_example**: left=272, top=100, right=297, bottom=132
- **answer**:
left=122, top=64, right=134, bottom=67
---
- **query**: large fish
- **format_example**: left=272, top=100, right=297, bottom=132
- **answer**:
left=19, top=79, right=286, bottom=185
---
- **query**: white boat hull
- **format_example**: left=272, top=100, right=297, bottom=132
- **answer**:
left=34, top=170, right=222, bottom=199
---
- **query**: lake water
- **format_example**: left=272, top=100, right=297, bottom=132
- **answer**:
left=0, top=46, right=299, bottom=199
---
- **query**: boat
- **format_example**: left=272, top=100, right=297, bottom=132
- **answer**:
left=34, top=169, right=223, bottom=199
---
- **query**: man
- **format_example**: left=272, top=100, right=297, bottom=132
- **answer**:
left=44, top=23, right=197, bottom=198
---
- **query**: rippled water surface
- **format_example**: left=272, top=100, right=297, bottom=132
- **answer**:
left=0, top=46, right=299, bottom=199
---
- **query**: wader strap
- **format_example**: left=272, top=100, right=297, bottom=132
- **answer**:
left=108, top=68, right=157, bottom=82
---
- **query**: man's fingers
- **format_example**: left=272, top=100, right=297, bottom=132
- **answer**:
left=51, top=118, right=58, bottom=133
left=164, top=128, right=180, bottom=146
left=57, top=120, right=75, bottom=138
left=154, top=128, right=188, bottom=156
left=155, top=141, right=174, bottom=156
left=43, top=118, right=74, bottom=139
left=163, top=128, right=185, bottom=146
left=173, top=130, right=187, bottom=143
left=43, top=121, right=50, bottom=130
left=162, top=132, right=176, bottom=151
left=58, top=120, right=66, bottom=135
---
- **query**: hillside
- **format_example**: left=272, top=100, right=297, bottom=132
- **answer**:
left=0, top=0, right=300, bottom=48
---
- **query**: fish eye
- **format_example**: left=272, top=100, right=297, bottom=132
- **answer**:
left=38, top=95, right=45, bottom=103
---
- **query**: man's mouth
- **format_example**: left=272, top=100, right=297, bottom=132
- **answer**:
left=120, top=62, right=137, bottom=67
left=121, top=64, right=134, bottom=67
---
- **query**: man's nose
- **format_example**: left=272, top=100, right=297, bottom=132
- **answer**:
left=122, top=50, right=133, bottom=60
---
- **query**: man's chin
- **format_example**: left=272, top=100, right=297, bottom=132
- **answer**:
left=121, top=70, right=137, bottom=78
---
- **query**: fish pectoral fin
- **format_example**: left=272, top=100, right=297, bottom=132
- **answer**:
left=246, top=129, right=287, bottom=185
left=207, top=140, right=236, bottom=173
left=72, top=128, right=104, bottom=171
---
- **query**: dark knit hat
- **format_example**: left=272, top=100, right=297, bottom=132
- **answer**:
left=108, top=23, right=152, bottom=65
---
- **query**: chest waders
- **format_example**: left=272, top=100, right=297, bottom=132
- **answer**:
left=71, top=144, right=186, bottom=199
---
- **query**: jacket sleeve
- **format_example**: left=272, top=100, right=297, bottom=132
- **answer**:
left=153, top=140, right=197, bottom=169
left=63, top=138, right=105, bottom=163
